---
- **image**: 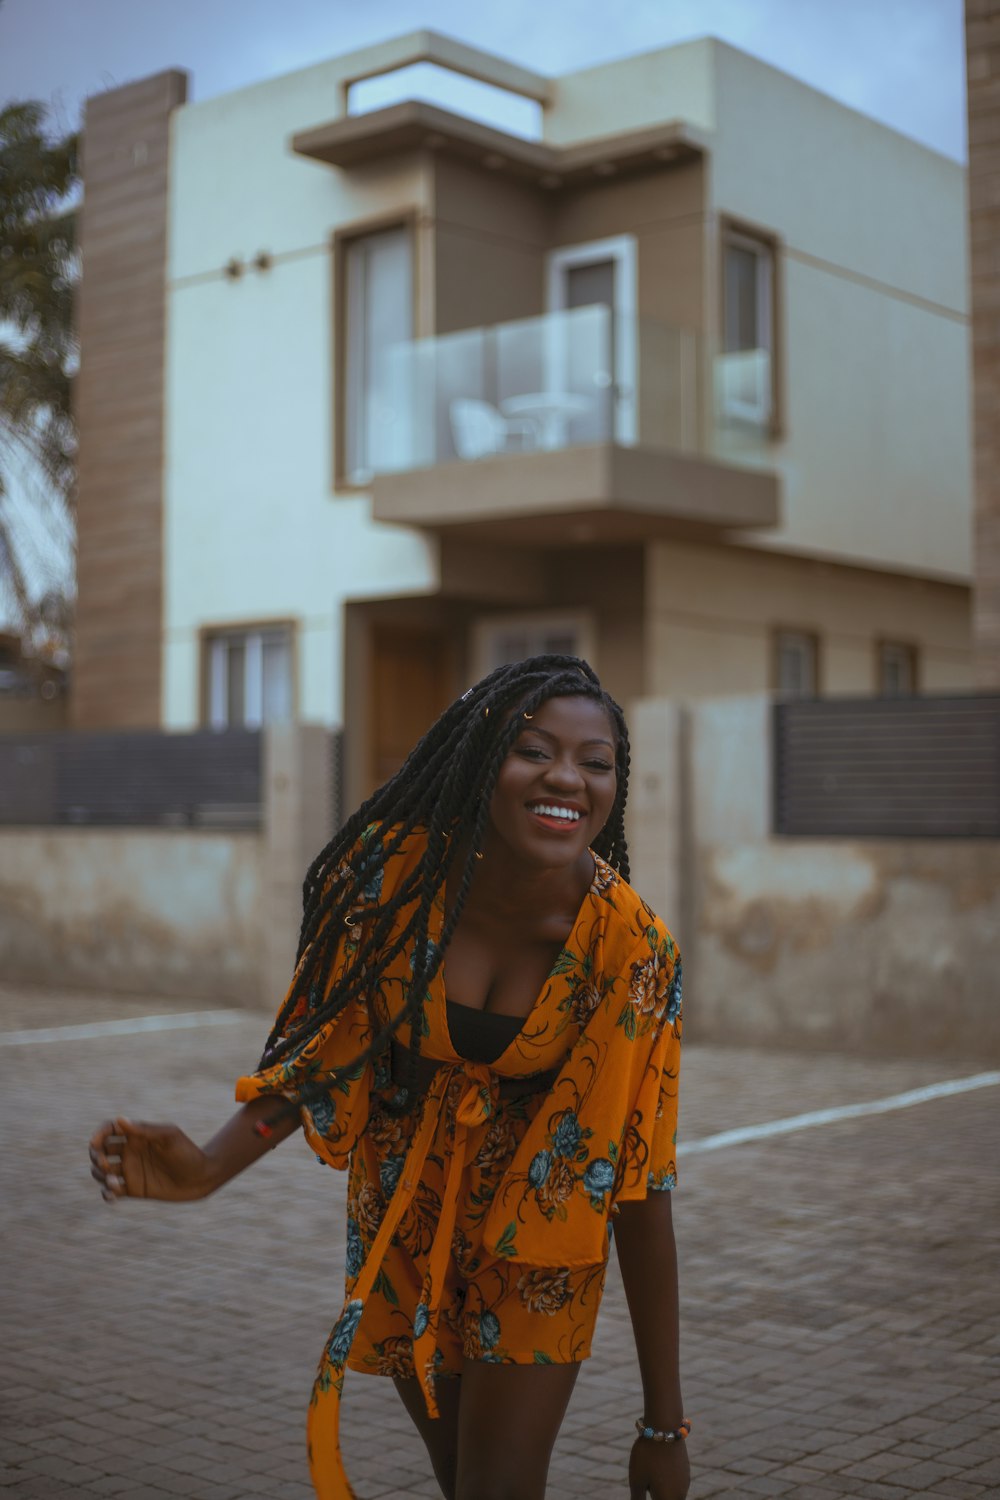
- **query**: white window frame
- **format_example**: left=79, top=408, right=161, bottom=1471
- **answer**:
left=546, top=235, right=637, bottom=444
left=720, top=228, right=774, bottom=427
left=206, top=625, right=294, bottom=729
left=471, top=611, right=597, bottom=682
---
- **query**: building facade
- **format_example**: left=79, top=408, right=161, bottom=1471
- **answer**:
left=74, top=32, right=972, bottom=808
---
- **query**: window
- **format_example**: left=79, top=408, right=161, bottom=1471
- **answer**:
left=472, top=612, right=596, bottom=679
left=720, top=228, right=775, bottom=426
left=342, top=224, right=413, bottom=485
left=877, top=640, right=918, bottom=697
left=206, top=626, right=293, bottom=729
left=774, top=629, right=819, bottom=699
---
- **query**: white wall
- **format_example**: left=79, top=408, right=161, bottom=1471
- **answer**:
left=163, top=70, right=440, bottom=730
left=707, top=42, right=971, bottom=582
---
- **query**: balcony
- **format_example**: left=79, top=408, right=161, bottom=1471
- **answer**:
left=366, top=305, right=780, bottom=544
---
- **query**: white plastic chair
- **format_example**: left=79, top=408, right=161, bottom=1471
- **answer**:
left=449, top=399, right=537, bottom=461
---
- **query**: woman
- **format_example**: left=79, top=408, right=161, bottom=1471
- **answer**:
left=90, top=656, right=689, bottom=1500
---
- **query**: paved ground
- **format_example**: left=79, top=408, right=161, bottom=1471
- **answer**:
left=2, top=980, right=998, bottom=1499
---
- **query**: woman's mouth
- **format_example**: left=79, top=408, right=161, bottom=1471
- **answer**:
left=526, top=802, right=584, bottom=831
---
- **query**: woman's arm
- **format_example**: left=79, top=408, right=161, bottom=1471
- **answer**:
left=89, top=1096, right=302, bottom=1203
left=614, top=1189, right=690, bottom=1499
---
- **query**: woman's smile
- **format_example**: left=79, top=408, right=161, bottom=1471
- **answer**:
left=484, top=694, right=618, bottom=867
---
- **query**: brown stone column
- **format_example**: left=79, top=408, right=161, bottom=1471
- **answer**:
left=967, top=1, right=1000, bottom=687
left=72, top=71, right=188, bottom=727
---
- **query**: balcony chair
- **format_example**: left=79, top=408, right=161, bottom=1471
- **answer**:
left=449, top=398, right=538, bottom=461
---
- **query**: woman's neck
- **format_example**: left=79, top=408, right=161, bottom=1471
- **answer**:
left=448, top=833, right=593, bottom=929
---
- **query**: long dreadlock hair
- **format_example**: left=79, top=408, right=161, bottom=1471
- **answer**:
left=258, top=655, right=631, bottom=1103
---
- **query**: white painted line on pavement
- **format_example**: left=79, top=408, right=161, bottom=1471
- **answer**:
left=684, top=1070, right=1000, bottom=1156
left=0, top=1011, right=245, bottom=1046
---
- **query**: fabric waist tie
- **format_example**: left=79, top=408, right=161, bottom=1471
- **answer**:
left=306, top=1053, right=545, bottom=1500
left=387, top=1037, right=559, bottom=1104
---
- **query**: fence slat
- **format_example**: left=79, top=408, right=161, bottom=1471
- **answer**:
left=773, top=696, right=1000, bottom=838
left=0, top=729, right=262, bottom=828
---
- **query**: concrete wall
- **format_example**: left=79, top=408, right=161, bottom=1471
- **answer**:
left=0, top=725, right=331, bottom=1010
left=0, top=828, right=263, bottom=1001
left=629, top=693, right=1000, bottom=1061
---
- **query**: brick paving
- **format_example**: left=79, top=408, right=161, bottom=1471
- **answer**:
left=2, top=980, right=998, bottom=1498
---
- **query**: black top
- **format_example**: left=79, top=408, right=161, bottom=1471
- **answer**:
left=446, top=1000, right=525, bottom=1064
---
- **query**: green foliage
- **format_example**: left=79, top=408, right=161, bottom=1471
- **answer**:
left=0, top=99, right=78, bottom=650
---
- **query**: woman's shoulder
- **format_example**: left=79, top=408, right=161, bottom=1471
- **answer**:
left=589, top=852, right=677, bottom=952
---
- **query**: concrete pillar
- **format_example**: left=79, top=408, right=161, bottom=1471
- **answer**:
left=966, top=0, right=1000, bottom=686
left=626, top=699, right=686, bottom=941
left=261, top=724, right=333, bottom=1009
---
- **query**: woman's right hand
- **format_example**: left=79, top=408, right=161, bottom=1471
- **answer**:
left=89, top=1117, right=212, bottom=1203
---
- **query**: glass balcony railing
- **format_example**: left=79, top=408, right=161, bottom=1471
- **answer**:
left=366, top=304, right=773, bottom=477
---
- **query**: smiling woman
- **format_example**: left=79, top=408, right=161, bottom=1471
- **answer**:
left=89, top=656, right=689, bottom=1500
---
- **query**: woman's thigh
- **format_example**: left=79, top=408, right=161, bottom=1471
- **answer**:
left=454, top=1358, right=580, bottom=1500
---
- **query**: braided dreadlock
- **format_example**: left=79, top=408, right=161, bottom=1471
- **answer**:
left=258, top=655, right=631, bottom=1105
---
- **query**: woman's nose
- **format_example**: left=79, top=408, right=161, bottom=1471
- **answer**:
left=543, top=756, right=586, bottom=790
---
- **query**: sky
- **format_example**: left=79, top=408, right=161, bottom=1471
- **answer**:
left=0, top=0, right=969, bottom=160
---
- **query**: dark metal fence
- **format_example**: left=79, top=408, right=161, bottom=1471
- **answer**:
left=773, top=695, right=1000, bottom=838
left=0, top=730, right=262, bottom=828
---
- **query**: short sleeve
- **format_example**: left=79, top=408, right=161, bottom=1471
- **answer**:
left=614, top=949, right=682, bottom=1199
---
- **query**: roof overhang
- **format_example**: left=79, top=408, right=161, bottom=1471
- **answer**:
left=371, top=444, right=779, bottom=546
left=293, top=101, right=707, bottom=188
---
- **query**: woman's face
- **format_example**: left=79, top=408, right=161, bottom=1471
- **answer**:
left=484, top=694, right=618, bottom=870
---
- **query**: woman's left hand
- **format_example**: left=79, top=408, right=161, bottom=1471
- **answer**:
left=628, top=1435, right=690, bottom=1499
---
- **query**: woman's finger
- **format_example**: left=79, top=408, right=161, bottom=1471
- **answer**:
left=89, top=1118, right=123, bottom=1148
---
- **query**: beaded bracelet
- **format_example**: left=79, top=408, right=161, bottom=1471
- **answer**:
left=635, top=1417, right=692, bottom=1443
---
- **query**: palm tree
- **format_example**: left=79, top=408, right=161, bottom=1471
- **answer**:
left=0, top=98, right=78, bottom=667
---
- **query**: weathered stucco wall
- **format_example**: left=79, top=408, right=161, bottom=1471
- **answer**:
left=0, top=829, right=264, bottom=1002
left=631, top=694, right=1000, bottom=1061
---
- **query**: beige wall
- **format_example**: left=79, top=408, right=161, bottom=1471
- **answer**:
left=0, top=699, right=68, bottom=733
left=629, top=693, right=1000, bottom=1061
left=546, top=546, right=646, bottom=704
left=645, top=540, right=972, bottom=699
left=432, top=159, right=547, bottom=333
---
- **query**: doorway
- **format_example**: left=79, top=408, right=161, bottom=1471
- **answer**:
left=546, top=234, right=637, bottom=443
left=369, top=624, right=454, bottom=793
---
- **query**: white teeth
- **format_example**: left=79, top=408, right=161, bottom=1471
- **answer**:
left=530, top=804, right=581, bottom=821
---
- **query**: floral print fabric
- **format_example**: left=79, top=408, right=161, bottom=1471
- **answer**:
left=235, top=826, right=682, bottom=1500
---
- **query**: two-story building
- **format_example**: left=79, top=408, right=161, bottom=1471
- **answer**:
left=74, top=30, right=972, bottom=810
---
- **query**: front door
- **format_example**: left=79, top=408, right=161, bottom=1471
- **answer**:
left=370, top=625, right=453, bottom=793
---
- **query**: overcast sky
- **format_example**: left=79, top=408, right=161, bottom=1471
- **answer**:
left=0, top=0, right=969, bottom=160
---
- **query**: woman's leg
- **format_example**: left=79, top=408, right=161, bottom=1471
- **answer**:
left=394, top=1375, right=462, bottom=1500
left=454, top=1358, right=580, bottom=1500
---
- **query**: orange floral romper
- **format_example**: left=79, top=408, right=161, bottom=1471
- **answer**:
left=236, top=826, right=682, bottom=1500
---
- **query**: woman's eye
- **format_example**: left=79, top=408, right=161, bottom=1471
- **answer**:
left=585, top=760, right=613, bottom=772
left=517, top=745, right=548, bottom=760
